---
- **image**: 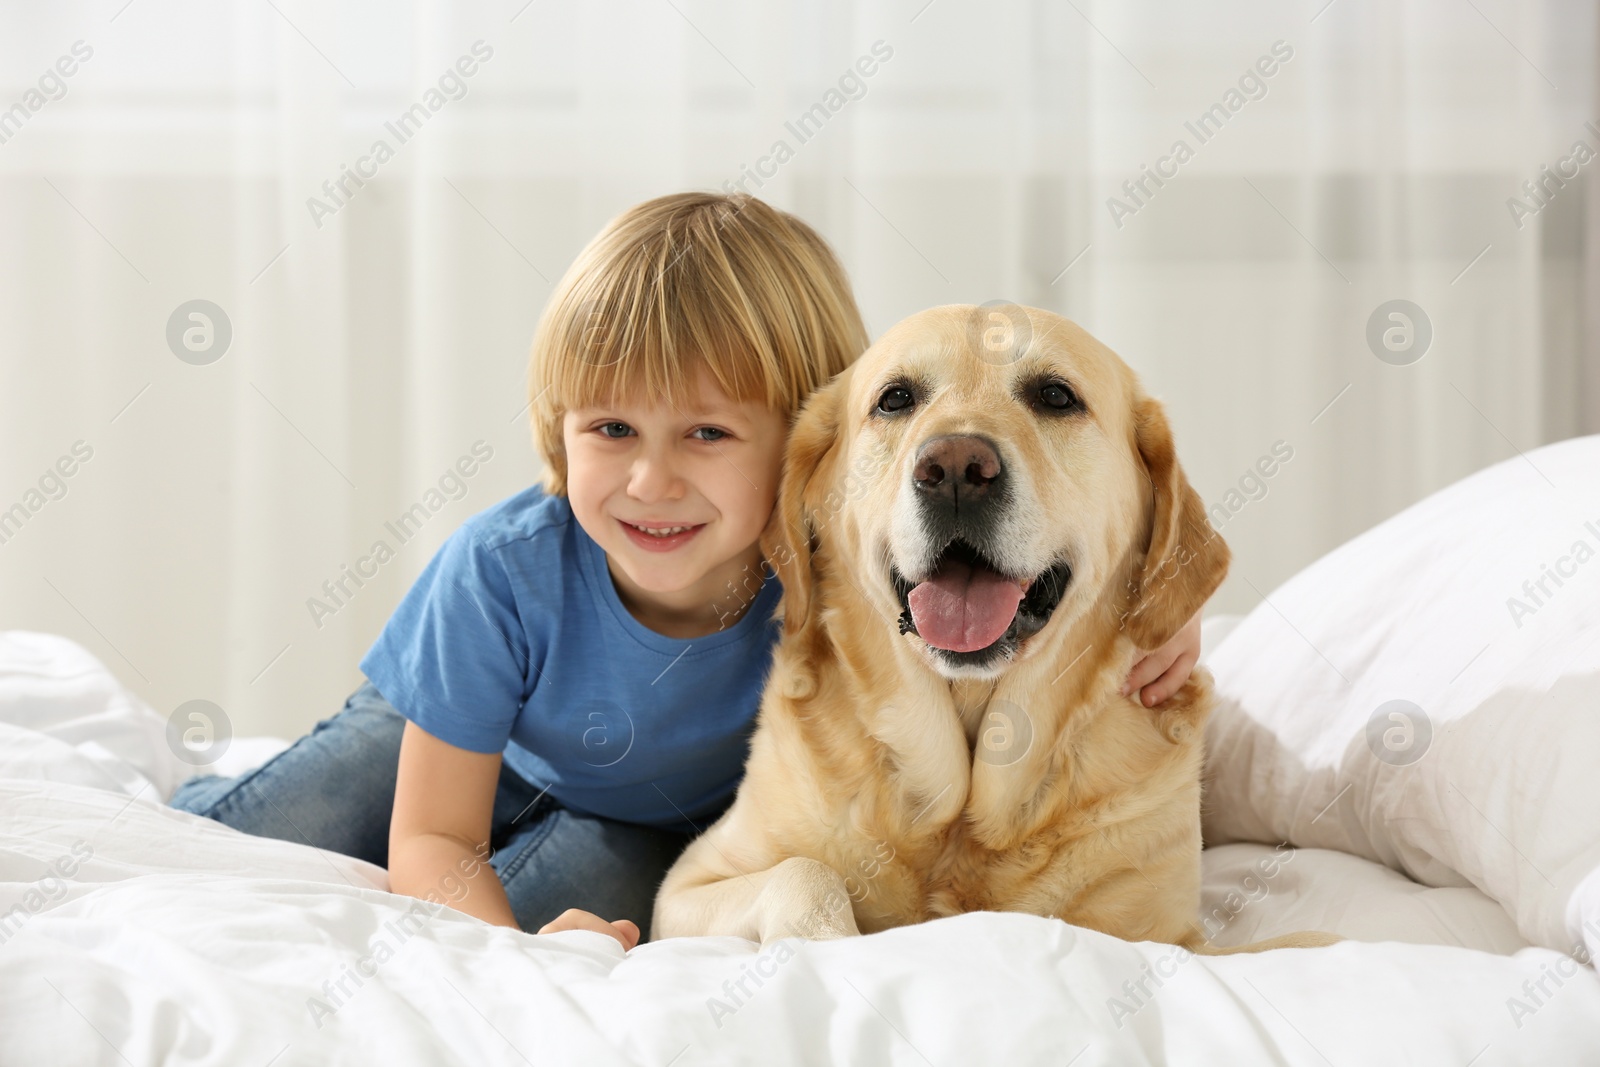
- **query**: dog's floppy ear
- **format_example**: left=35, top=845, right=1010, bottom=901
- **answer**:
left=1122, top=394, right=1230, bottom=651
left=760, top=371, right=850, bottom=638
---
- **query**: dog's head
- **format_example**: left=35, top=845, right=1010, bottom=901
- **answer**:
left=761, top=304, right=1228, bottom=682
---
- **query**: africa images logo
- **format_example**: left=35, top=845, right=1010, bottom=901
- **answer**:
left=305, top=41, right=494, bottom=229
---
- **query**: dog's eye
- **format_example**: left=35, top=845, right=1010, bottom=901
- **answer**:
left=877, top=386, right=915, bottom=414
left=1039, top=381, right=1081, bottom=412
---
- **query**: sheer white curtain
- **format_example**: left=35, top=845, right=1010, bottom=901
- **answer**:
left=1, top=0, right=1595, bottom=737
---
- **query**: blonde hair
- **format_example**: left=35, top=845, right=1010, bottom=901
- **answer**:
left=527, top=192, right=869, bottom=497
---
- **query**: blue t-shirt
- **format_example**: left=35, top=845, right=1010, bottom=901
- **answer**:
left=358, top=485, right=784, bottom=834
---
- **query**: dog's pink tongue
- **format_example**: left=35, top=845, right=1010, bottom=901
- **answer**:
left=907, top=560, right=1025, bottom=653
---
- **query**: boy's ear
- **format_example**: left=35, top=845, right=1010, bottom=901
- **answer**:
left=760, top=370, right=852, bottom=638
left=1122, top=394, right=1230, bottom=651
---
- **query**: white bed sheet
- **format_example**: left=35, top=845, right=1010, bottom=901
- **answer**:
left=4, top=632, right=1600, bottom=1065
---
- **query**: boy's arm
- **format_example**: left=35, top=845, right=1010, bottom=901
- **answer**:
left=389, top=720, right=521, bottom=929
left=389, top=721, right=643, bottom=949
left=1121, top=607, right=1204, bottom=707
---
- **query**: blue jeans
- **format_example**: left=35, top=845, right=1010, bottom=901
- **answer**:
left=168, top=680, right=709, bottom=940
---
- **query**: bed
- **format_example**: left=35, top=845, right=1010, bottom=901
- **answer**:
left=5, top=433, right=1600, bottom=1065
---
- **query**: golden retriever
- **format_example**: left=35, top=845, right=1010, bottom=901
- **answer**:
left=652, top=304, right=1333, bottom=955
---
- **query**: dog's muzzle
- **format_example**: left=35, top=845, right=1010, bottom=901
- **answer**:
left=890, top=434, right=1072, bottom=663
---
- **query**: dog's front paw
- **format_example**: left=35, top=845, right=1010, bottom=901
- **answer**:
left=753, top=856, right=862, bottom=946
left=761, top=903, right=860, bottom=946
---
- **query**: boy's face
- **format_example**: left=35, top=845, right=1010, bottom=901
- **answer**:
left=562, top=366, right=789, bottom=629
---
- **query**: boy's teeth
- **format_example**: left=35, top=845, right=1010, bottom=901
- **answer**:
left=633, top=523, right=692, bottom=537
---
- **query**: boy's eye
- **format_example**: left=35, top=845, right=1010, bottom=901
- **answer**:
left=694, top=427, right=728, bottom=442
left=598, top=422, right=633, bottom=439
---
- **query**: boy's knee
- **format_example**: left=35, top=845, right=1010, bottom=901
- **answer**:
left=336, top=688, right=408, bottom=742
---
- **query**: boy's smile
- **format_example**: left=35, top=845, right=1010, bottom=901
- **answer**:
left=562, top=366, right=789, bottom=640
left=617, top=518, right=706, bottom=552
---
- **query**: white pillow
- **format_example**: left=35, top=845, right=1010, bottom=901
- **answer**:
left=0, top=631, right=297, bottom=802
left=0, top=631, right=191, bottom=802
left=1200, top=433, right=1600, bottom=967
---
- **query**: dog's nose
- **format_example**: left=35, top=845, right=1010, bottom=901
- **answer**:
left=913, top=434, right=1003, bottom=504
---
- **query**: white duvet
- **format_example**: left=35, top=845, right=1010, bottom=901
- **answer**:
left=3, top=631, right=1600, bottom=1066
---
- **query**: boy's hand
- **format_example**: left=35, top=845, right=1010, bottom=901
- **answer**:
left=1121, top=608, right=1203, bottom=708
left=537, top=908, right=641, bottom=951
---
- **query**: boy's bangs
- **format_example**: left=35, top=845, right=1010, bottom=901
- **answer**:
left=555, top=242, right=781, bottom=417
